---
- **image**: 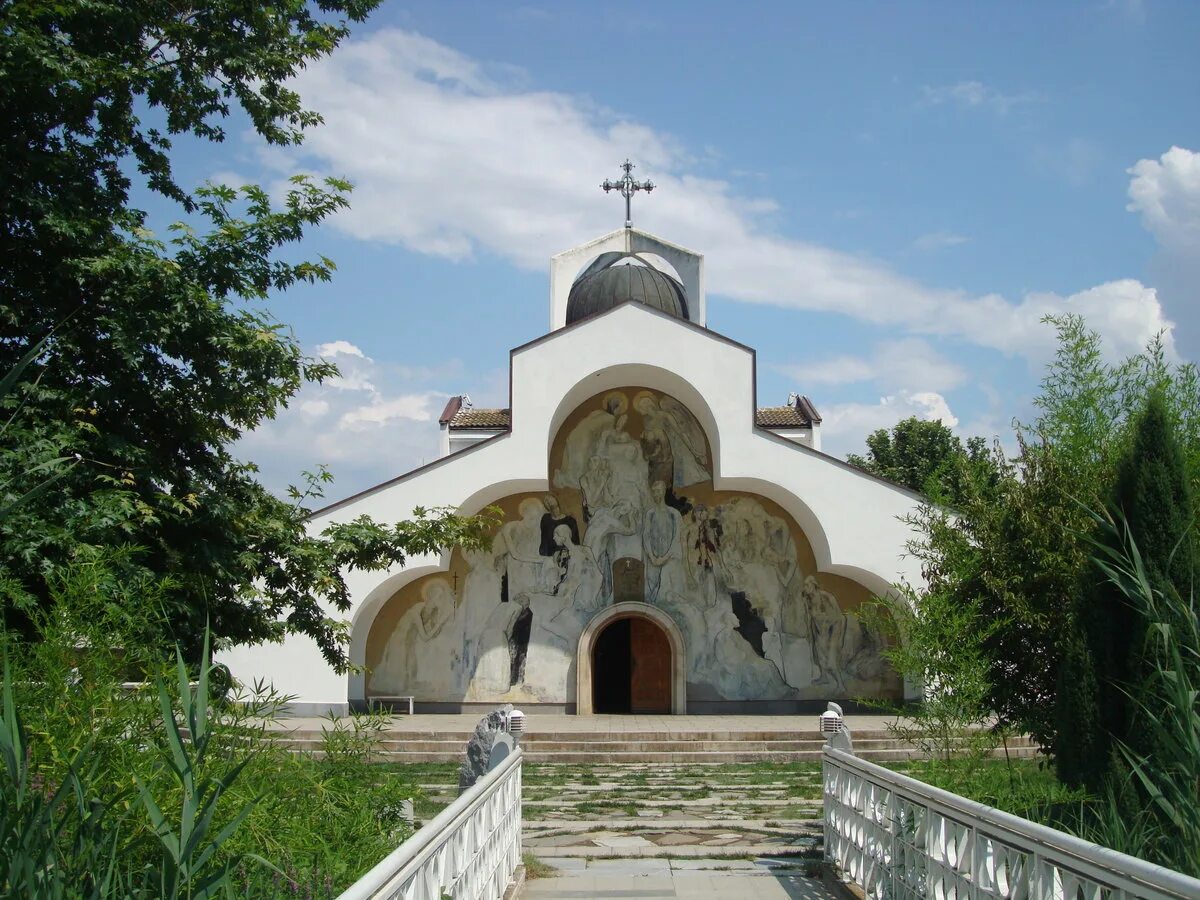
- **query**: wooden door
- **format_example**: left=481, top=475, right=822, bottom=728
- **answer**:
left=629, top=618, right=671, bottom=713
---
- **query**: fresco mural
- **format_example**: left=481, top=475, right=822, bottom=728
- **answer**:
left=366, top=388, right=899, bottom=706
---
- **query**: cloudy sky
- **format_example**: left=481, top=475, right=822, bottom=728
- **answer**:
left=164, top=1, right=1200, bottom=499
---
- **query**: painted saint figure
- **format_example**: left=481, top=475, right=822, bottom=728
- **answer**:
left=553, top=392, right=628, bottom=489
left=375, top=578, right=456, bottom=696
left=538, top=494, right=580, bottom=556
left=471, top=594, right=530, bottom=696
left=633, top=392, right=710, bottom=488
left=579, top=455, right=610, bottom=523
left=493, top=497, right=552, bottom=602
left=642, top=480, right=683, bottom=603
left=686, top=502, right=723, bottom=609
left=802, top=575, right=848, bottom=689
left=541, top=524, right=605, bottom=641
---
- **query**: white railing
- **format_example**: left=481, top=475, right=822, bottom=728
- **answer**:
left=823, top=746, right=1200, bottom=900
left=339, top=748, right=523, bottom=900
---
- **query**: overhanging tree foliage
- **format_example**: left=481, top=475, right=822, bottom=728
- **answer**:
left=847, top=416, right=995, bottom=504
left=0, top=0, right=493, bottom=667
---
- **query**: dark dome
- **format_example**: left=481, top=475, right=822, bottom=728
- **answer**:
left=566, top=253, right=688, bottom=325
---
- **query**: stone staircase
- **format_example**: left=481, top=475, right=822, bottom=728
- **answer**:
left=272, top=725, right=1038, bottom=763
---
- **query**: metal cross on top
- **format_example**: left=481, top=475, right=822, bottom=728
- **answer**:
left=602, top=159, right=654, bottom=229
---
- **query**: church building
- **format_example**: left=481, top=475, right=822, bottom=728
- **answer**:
left=223, top=167, right=927, bottom=715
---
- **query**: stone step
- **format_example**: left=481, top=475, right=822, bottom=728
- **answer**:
left=520, top=787, right=816, bottom=796
left=422, top=779, right=812, bottom=789
left=524, top=844, right=817, bottom=859
left=523, top=819, right=822, bottom=832
left=276, top=727, right=1037, bottom=744
left=273, top=738, right=1036, bottom=761
left=520, top=801, right=820, bottom=811
left=518, top=739, right=830, bottom=752
left=287, top=744, right=1037, bottom=763
left=522, top=731, right=839, bottom=742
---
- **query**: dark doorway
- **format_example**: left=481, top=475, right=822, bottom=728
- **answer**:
left=591, top=617, right=672, bottom=714
left=592, top=618, right=631, bottom=713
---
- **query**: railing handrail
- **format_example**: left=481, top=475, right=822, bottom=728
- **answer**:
left=339, top=747, right=523, bottom=900
left=824, top=746, right=1200, bottom=899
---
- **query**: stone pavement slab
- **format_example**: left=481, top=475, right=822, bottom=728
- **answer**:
left=518, top=858, right=844, bottom=899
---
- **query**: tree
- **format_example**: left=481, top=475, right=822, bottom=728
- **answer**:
left=859, top=582, right=1002, bottom=763
left=0, top=1, right=494, bottom=667
left=847, top=417, right=995, bottom=504
left=1057, top=392, right=1198, bottom=790
left=1070, top=513, right=1200, bottom=874
left=896, top=316, right=1200, bottom=759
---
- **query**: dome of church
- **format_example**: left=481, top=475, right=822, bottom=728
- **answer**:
left=566, top=253, right=689, bottom=324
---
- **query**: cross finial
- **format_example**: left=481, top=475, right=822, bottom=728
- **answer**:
left=601, top=159, right=655, bottom=229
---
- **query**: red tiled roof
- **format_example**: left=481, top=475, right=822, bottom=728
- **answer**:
left=438, top=396, right=464, bottom=425
left=450, top=407, right=511, bottom=429
left=756, top=395, right=822, bottom=427
left=445, top=396, right=821, bottom=430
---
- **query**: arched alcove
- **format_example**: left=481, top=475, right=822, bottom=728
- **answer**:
left=355, top=384, right=903, bottom=713
left=544, top=364, right=723, bottom=475
left=575, top=602, right=687, bottom=715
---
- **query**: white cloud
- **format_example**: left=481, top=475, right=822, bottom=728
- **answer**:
left=819, top=391, right=960, bottom=459
left=920, top=80, right=1040, bottom=115
left=340, top=393, right=441, bottom=429
left=912, top=231, right=969, bottom=252
left=777, top=338, right=967, bottom=392
left=1126, top=146, right=1200, bottom=354
left=317, top=340, right=368, bottom=359
left=779, top=355, right=876, bottom=388
left=258, top=29, right=1172, bottom=364
left=1128, top=146, right=1200, bottom=254
left=236, top=340, right=472, bottom=497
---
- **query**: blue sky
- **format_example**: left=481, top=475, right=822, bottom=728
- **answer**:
left=170, top=0, right=1200, bottom=499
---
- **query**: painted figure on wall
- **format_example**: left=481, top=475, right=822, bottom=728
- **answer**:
left=368, top=388, right=896, bottom=705
left=371, top=578, right=458, bottom=696
left=643, top=481, right=682, bottom=603
left=471, top=593, right=529, bottom=695
left=493, top=497, right=552, bottom=603
left=633, top=392, right=709, bottom=489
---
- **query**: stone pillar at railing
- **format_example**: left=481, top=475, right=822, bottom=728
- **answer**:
left=459, top=704, right=524, bottom=793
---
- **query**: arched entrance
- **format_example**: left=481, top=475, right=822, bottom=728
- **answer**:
left=592, top=617, right=671, bottom=713
left=576, top=602, right=687, bottom=715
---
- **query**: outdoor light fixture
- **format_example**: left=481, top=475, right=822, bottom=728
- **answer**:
left=507, top=708, right=525, bottom=739
left=820, top=701, right=844, bottom=735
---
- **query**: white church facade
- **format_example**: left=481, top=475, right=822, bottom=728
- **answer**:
left=223, top=216, right=927, bottom=716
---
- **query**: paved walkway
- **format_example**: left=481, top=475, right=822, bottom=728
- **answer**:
left=519, top=858, right=843, bottom=899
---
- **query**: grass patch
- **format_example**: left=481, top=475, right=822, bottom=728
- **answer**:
left=885, top=758, right=1087, bottom=826
left=522, top=853, right=558, bottom=879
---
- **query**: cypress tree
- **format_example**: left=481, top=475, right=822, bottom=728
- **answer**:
left=1059, top=391, right=1197, bottom=790
left=1054, top=603, right=1104, bottom=789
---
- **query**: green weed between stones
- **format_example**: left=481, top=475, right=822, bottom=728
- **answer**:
left=522, top=852, right=558, bottom=879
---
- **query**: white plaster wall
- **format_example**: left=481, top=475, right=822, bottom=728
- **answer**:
left=768, top=427, right=818, bottom=451
left=448, top=431, right=503, bottom=455
left=219, top=303, right=925, bottom=708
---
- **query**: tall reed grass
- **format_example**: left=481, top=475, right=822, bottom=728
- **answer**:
left=1076, top=510, right=1200, bottom=876
left=1, top=560, right=423, bottom=897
